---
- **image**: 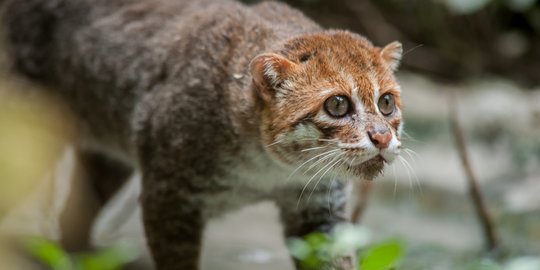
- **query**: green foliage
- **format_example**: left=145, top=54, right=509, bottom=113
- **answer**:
left=289, top=233, right=332, bottom=270
left=25, top=237, right=72, bottom=270
left=359, top=240, right=403, bottom=270
left=288, top=226, right=404, bottom=270
left=24, top=237, right=138, bottom=270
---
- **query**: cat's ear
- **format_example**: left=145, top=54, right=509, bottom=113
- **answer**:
left=380, top=41, right=402, bottom=71
left=250, top=53, right=296, bottom=103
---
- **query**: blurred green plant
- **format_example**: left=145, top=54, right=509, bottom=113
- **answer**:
left=359, top=241, right=403, bottom=270
left=24, top=237, right=138, bottom=270
left=288, top=225, right=404, bottom=270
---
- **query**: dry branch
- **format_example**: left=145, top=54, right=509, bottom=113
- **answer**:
left=449, top=93, right=500, bottom=253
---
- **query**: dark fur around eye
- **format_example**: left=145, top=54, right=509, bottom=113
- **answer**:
left=316, top=124, right=340, bottom=139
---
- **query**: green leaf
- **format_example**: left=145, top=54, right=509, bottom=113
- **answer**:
left=74, top=241, right=138, bottom=270
left=288, top=232, right=333, bottom=270
left=301, top=253, right=325, bottom=270
left=359, top=240, right=404, bottom=270
left=305, top=232, right=329, bottom=250
left=24, top=236, right=72, bottom=270
left=288, top=238, right=312, bottom=260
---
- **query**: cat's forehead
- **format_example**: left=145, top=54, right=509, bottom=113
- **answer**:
left=282, top=31, right=399, bottom=96
left=281, top=30, right=380, bottom=65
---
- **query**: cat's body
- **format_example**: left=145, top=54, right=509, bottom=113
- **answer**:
left=2, top=0, right=403, bottom=269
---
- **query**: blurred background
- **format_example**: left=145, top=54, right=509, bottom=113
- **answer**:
left=1, top=0, right=539, bottom=269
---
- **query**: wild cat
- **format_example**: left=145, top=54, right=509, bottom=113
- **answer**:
left=2, top=0, right=403, bottom=269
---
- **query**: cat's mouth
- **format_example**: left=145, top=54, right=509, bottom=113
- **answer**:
left=344, top=155, right=386, bottom=179
left=371, top=154, right=387, bottom=163
left=346, top=154, right=386, bottom=166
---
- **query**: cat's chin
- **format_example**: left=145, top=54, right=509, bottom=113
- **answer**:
left=345, top=156, right=386, bottom=180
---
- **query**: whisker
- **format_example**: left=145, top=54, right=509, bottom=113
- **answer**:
left=401, top=131, right=420, bottom=143
left=392, top=163, right=398, bottom=202
left=317, top=138, right=340, bottom=142
left=398, top=156, right=414, bottom=194
left=268, top=137, right=339, bottom=147
left=301, top=145, right=331, bottom=152
left=401, top=154, right=423, bottom=196
left=266, top=139, right=285, bottom=147
left=404, top=148, right=419, bottom=158
left=403, top=44, right=424, bottom=56
left=350, top=157, right=357, bottom=165
left=307, top=153, right=343, bottom=204
left=305, top=150, right=339, bottom=172
left=402, top=148, right=418, bottom=167
left=292, top=138, right=339, bottom=143
left=327, top=174, right=338, bottom=216
left=403, top=148, right=420, bottom=165
left=286, top=149, right=340, bottom=182
left=402, top=147, right=414, bottom=155
left=296, top=153, right=341, bottom=209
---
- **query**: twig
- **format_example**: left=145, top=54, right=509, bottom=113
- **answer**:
left=449, top=92, right=499, bottom=253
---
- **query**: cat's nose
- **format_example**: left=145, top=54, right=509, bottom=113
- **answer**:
left=368, top=129, right=391, bottom=149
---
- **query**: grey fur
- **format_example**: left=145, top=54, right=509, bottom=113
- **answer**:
left=2, top=0, right=355, bottom=269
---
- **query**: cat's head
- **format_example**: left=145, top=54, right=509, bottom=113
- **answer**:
left=250, top=30, right=403, bottom=180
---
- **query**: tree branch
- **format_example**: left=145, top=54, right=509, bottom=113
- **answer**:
left=449, top=93, right=500, bottom=253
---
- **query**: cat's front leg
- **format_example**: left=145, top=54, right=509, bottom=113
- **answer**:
left=274, top=181, right=356, bottom=270
left=141, top=180, right=206, bottom=270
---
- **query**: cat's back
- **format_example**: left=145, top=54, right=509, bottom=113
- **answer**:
left=3, top=0, right=316, bottom=88
left=2, top=0, right=321, bottom=157
left=1, top=0, right=249, bottom=151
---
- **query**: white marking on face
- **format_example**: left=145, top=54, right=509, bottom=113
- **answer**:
left=288, top=122, right=321, bottom=142
left=319, top=88, right=336, bottom=96
left=368, top=71, right=381, bottom=114
left=397, top=118, right=404, bottom=137
left=343, top=71, right=356, bottom=91
left=342, top=72, right=364, bottom=114
left=337, top=135, right=372, bottom=150
left=314, top=108, right=350, bottom=126
left=336, top=134, right=381, bottom=166
left=380, top=128, right=401, bottom=163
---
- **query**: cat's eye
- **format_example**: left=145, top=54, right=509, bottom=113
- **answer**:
left=324, top=95, right=350, bottom=118
left=378, top=93, right=395, bottom=116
